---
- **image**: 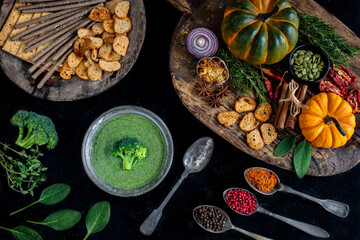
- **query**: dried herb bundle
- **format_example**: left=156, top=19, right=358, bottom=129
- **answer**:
left=298, top=12, right=360, bottom=67
left=218, top=48, right=267, bottom=102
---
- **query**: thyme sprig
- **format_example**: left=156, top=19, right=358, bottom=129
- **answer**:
left=298, top=12, right=360, bottom=67
left=0, top=142, right=47, bottom=196
left=218, top=48, right=267, bottom=103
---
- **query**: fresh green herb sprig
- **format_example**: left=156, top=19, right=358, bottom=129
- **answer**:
left=218, top=48, right=268, bottom=103
left=274, top=135, right=312, bottom=178
left=0, top=225, right=42, bottom=240
left=27, top=209, right=81, bottom=231
left=298, top=12, right=360, bottom=67
left=84, top=201, right=111, bottom=240
left=0, top=142, right=46, bottom=196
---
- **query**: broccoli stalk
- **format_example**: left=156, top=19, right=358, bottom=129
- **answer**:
left=112, top=138, right=147, bottom=170
left=10, top=110, right=59, bottom=150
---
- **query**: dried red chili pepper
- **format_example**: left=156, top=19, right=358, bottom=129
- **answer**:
left=347, top=88, right=360, bottom=113
left=273, top=71, right=287, bottom=103
left=329, top=66, right=356, bottom=87
left=264, top=78, right=274, bottom=100
left=262, top=68, right=287, bottom=83
left=319, top=77, right=347, bottom=98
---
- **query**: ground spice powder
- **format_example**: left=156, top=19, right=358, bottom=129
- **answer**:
left=246, top=168, right=278, bottom=192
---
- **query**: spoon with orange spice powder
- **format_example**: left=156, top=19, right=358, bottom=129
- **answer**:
left=244, top=167, right=349, bottom=218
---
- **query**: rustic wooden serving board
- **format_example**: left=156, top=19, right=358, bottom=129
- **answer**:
left=169, top=0, right=360, bottom=176
left=0, top=0, right=146, bottom=101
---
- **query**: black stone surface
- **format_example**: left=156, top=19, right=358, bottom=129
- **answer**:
left=0, top=0, right=359, bottom=240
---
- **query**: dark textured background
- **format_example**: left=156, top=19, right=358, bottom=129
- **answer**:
left=0, top=0, right=359, bottom=239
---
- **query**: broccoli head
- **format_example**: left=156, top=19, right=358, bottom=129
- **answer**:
left=112, top=138, right=147, bottom=170
left=10, top=110, right=59, bottom=150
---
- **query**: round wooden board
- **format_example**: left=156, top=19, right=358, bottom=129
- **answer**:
left=0, top=0, right=146, bottom=102
left=169, top=0, right=360, bottom=176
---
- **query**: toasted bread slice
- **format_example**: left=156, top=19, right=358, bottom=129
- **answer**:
left=103, top=19, right=115, bottom=33
left=75, top=60, right=88, bottom=80
left=114, top=16, right=131, bottom=34
left=106, top=0, right=124, bottom=14
left=255, top=102, right=272, bottom=122
left=217, top=111, right=239, bottom=127
left=115, top=1, right=129, bottom=19
left=89, top=7, right=111, bottom=22
left=98, top=43, right=113, bottom=60
left=60, top=61, right=75, bottom=80
left=260, top=123, right=277, bottom=145
left=113, top=35, right=129, bottom=56
left=91, top=49, right=99, bottom=63
left=102, top=32, right=115, bottom=39
left=91, top=23, right=104, bottom=35
left=67, top=52, right=83, bottom=68
left=77, top=28, right=95, bottom=38
left=98, top=59, right=121, bottom=72
left=103, top=37, right=114, bottom=44
left=104, top=50, right=121, bottom=61
left=73, top=38, right=91, bottom=57
left=235, top=97, right=256, bottom=113
left=84, top=36, right=104, bottom=50
left=239, top=112, right=260, bottom=132
left=87, top=64, right=103, bottom=81
left=246, top=129, right=264, bottom=150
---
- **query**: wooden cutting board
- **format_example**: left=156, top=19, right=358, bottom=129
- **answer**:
left=168, top=0, right=360, bottom=176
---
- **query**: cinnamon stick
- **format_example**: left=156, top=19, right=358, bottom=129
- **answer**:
left=274, top=82, right=289, bottom=127
left=18, top=0, right=89, bottom=10
left=12, top=6, right=92, bottom=41
left=275, top=83, right=291, bottom=129
left=28, top=35, right=75, bottom=73
left=21, top=0, right=106, bottom=13
left=15, top=8, right=82, bottom=29
left=285, top=84, right=308, bottom=129
left=37, top=48, right=72, bottom=89
left=25, top=19, right=82, bottom=52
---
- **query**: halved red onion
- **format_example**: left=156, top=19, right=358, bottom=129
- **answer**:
left=186, top=27, right=219, bottom=59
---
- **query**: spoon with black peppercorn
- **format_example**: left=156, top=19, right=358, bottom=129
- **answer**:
left=193, top=205, right=274, bottom=240
left=223, top=188, right=330, bottom=238
left=140, top=137, right=214, bottom=236
left=244, top=167, right=349, bottom=218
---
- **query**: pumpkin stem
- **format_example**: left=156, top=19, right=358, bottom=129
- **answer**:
left=324, top=115, right=346, bottom=136
left=258, top=6, right=279, bottom=22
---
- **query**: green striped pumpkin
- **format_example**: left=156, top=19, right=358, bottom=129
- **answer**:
left=221, top=0, right=299, bottom=65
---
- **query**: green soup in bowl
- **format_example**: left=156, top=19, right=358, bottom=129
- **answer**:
left=82, top=106, right=173, bottom=197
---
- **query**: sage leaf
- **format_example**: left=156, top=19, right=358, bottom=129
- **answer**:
left=83, top=201, right=111, bottom=240
left=294, top=140, right=312, bottom=179
left=0, top=225, right=42, bottom=240
left=27, top=209, right=81, bottom=231
left=10, top=183, right=71, bottom=216
left=274, top=135, right=297, bottom=156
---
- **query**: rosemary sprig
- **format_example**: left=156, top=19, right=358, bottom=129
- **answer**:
left=218, top=48, right=267, bottom=102
left=298, top=12, right=360, bottom=67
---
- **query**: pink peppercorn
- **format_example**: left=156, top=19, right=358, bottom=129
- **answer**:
left=225, top=188, right=257, bottom=215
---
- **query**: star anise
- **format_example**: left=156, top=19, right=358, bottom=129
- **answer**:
left=195, top=80, right=213, bottom=97
left=209, top=95, right=222, bottom=108
left=216, top=85, right=231, bottom=98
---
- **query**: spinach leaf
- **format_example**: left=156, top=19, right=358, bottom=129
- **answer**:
left=83, top=201, right=111, bottom=240
left=10, top=183, right=71, bottom=216
left=27, top=209, right=81, bottom=231
left=274, top=135, right=297, bottom=156
left=0, top=225, right=42, bottom=240
left=294, top=140, right=312, bottom=178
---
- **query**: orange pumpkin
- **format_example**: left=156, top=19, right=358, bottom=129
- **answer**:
left=299, top=92, right=356, bottom=148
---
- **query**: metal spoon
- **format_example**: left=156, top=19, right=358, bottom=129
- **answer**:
left=193, top=205, right=274, bottom=240
left=223, top=188, right=330, bottom=238
left=244, top=167, right=349, bottom=218
left=140, top=137, right=214, bottom=236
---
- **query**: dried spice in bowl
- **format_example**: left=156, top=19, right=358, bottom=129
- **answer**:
left=193, top=206, right=227, bottom=232
left=245, top=168, right=278, bottom=192
left=224, top=189, right=257, bottom=215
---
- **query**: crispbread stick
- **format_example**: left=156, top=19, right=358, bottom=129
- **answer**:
left=21, top=0, right=106, bottom=13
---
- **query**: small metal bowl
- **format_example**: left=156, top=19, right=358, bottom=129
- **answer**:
left=82, top=106, right=174, bottom=197
left=288, top=44, right=330, bottom=84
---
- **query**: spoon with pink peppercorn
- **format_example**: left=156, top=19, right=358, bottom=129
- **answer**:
left=193, top=205, right=274, bottom=240
left=244, top=167, right=349, bottom=218
left=223, top=188, right=330, bottom=238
